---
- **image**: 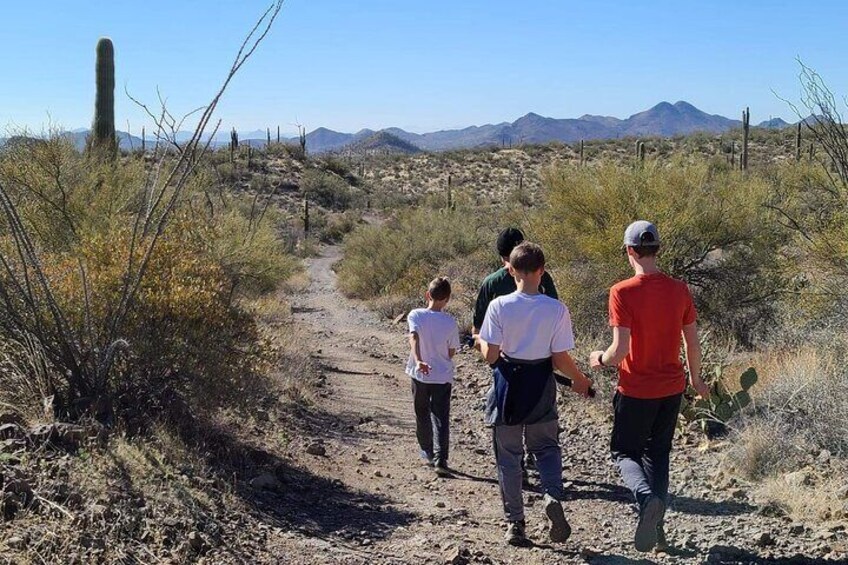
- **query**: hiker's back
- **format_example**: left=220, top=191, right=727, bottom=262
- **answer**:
left=487, top=291, right=570, bottom=361
left=610, top=273, right=695, bottom=398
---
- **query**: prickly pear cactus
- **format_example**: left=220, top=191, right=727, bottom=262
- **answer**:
left=680, top=367, right=758, bottom=436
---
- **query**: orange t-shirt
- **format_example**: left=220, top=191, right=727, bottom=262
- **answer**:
left=608, top=273, right=696, bottom=399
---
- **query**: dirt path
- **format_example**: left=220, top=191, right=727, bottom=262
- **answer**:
left=273, top=245, right=847, bottom=565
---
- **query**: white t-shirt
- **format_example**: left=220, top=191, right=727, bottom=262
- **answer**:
left=479, top=291, right=575, bottom=360
left=405, top=308, right=461, bottom=384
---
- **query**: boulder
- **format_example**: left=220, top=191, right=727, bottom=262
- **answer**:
left=444, top=546, right=471, bottom=565
left=783, top=468, right=813, bottom=488
left=250, top=473, right=281, bottom=490
left=306, top=442, right=326, bottom=456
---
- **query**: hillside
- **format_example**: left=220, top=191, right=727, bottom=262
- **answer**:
left=17, top=101, right=802, bottom=155
left=347, top=131, right=421, bottom=155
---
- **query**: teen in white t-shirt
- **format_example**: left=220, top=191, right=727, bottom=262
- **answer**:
left=476, top=242, right=592, bottom=547
left=479, top=292, right=575, bottom=361
left=405, top=277, right=461, bottom=476
left=406, top=308, right=461, bottom=384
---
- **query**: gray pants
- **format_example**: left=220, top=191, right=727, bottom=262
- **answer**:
left=493, top=420, right=564, bottom=522
left=411, top=379, right=451, bottom=466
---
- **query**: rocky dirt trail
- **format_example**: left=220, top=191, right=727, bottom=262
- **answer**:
left=272, top=245, right=847, bottom=565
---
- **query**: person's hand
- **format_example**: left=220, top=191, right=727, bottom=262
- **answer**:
left=691, top=376, right=710, bottom=400
left=572, top=373, right=593, bottom=398
left=417, top=361, right=431, bottom=375
left=472, top=334, right=481, bottom=352
left=589, top=350, right=606, bottom=370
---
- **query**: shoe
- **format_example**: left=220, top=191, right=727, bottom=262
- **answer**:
left=505, top=520, right=529, bottom=546
left=434, top=462, right=451, bottom=478
left=635, top=496, right=665, bottom=552
left=655, top=522, right=669, bottom=553
left=420, top=450, right=434, bottom=467
left=544, top=494, right=571, bottom=543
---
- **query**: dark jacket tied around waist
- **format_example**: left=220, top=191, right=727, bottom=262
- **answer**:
left=486, top=356, right=557, bottom=426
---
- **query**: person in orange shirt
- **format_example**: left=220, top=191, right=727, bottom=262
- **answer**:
left=589, top=220, right=710, bottom=553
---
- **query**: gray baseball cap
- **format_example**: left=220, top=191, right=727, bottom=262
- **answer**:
left=623, top=220, right=660, bottom=247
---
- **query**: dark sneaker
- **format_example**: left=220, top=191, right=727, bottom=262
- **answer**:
left=635, top=496, right=665, bottom=552
left=434, top=463, right=451, bottom=478
left=655, top=523, right=669, bottom=553
left=505, top=520, right=529, bottom=546
left=420, top=451, right=434, bottom=467
left=544, top=494, right=571, bottom=543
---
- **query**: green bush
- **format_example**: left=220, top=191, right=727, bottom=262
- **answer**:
left=301, top=169, right=358, bottom=210
left=336, top=205, right=489, bottom=300
left=533, top=160, right=783, bottom=343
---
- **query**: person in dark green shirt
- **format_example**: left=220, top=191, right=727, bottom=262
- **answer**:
left=472, top=228, right=559, bottom=487
left=472, top=228, right=558, bottom=335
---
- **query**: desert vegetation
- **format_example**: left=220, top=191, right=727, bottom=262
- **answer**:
left=2, top=5, right=848, bottom=557
left=336, top=69, right=848, bottom=531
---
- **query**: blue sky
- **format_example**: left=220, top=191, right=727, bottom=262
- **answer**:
left=2, top=1, right=848, bottom=135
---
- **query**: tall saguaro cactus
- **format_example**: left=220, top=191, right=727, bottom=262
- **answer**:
left=795, top=123, right=802, bottom=162
left=741, top=107, right=750, bottom=171
left=86, top=38, right=117, bottom=159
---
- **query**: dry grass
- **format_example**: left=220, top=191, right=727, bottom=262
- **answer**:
left=756, top=472, right=848, bottom=523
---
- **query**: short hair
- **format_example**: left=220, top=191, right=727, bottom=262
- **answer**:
left=428, top=277, right=452, bottom=301
left=629, top=245, right=660, bottom=258
left=497, top=227, right=525, bottom=258
left=509, top=242, right=545, bottom=273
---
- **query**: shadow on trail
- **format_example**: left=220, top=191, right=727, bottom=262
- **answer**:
left=704, top=546, right=833, bottom=564
left=446, top=468, right=499, bottom=485
left=669, top=495, right=755, bottom=517
left=182, top=418, right=416, bottom=543
left=562, top=480, right=756, bottom=517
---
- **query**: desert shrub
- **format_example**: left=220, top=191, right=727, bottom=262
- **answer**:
left=317, top=210, right=361, bottom=243
left=533, top=160, right=783, bottom=343
left=725, top=346, right=848, bottom=478
left=301, top=169, right=358, bottom=210
left=336, top=204, right=488, bottom=301
left=0, top=135, right=296, bottom=426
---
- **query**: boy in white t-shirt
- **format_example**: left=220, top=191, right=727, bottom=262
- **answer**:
left=478, top=242, right=593, bottom=546
left=406, top=277, right=461, bottom=477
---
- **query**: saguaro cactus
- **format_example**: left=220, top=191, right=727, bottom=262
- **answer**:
left=298, top=125, right=307, bottom=157
left=303, top=198, right=310, bottom=234
left=795, top=123, right=802, bottom=162
left=446, top=174, right=453, bottom=210
left=579, top=139, right=585, bottom=165
left=635, top=140, right=645, bottom=161
left=86, top=38, right=117, bottom=158
left=741, top=107, right=750, bottom=171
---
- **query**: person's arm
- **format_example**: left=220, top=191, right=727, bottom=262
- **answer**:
left=472, top=280, right=491, bottom=335
left=541, top=271, right=559, bottom=300
left=478, top=302, right=502, bottom=365
left=552, top=350, right=592, bottom=397
left=409, top=331, right=431, bottom=375
left=479, top=340, right=500, bottom=365
left=448, top=322, right=460, bottom=360
left=683, top=321, right=709, bottom=399
left=590, top=326, right=630, bottom=369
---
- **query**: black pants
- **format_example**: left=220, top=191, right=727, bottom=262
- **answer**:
left=610, top=392, right=682, bottom=510
left=411, top=379, right=452, bottom=467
